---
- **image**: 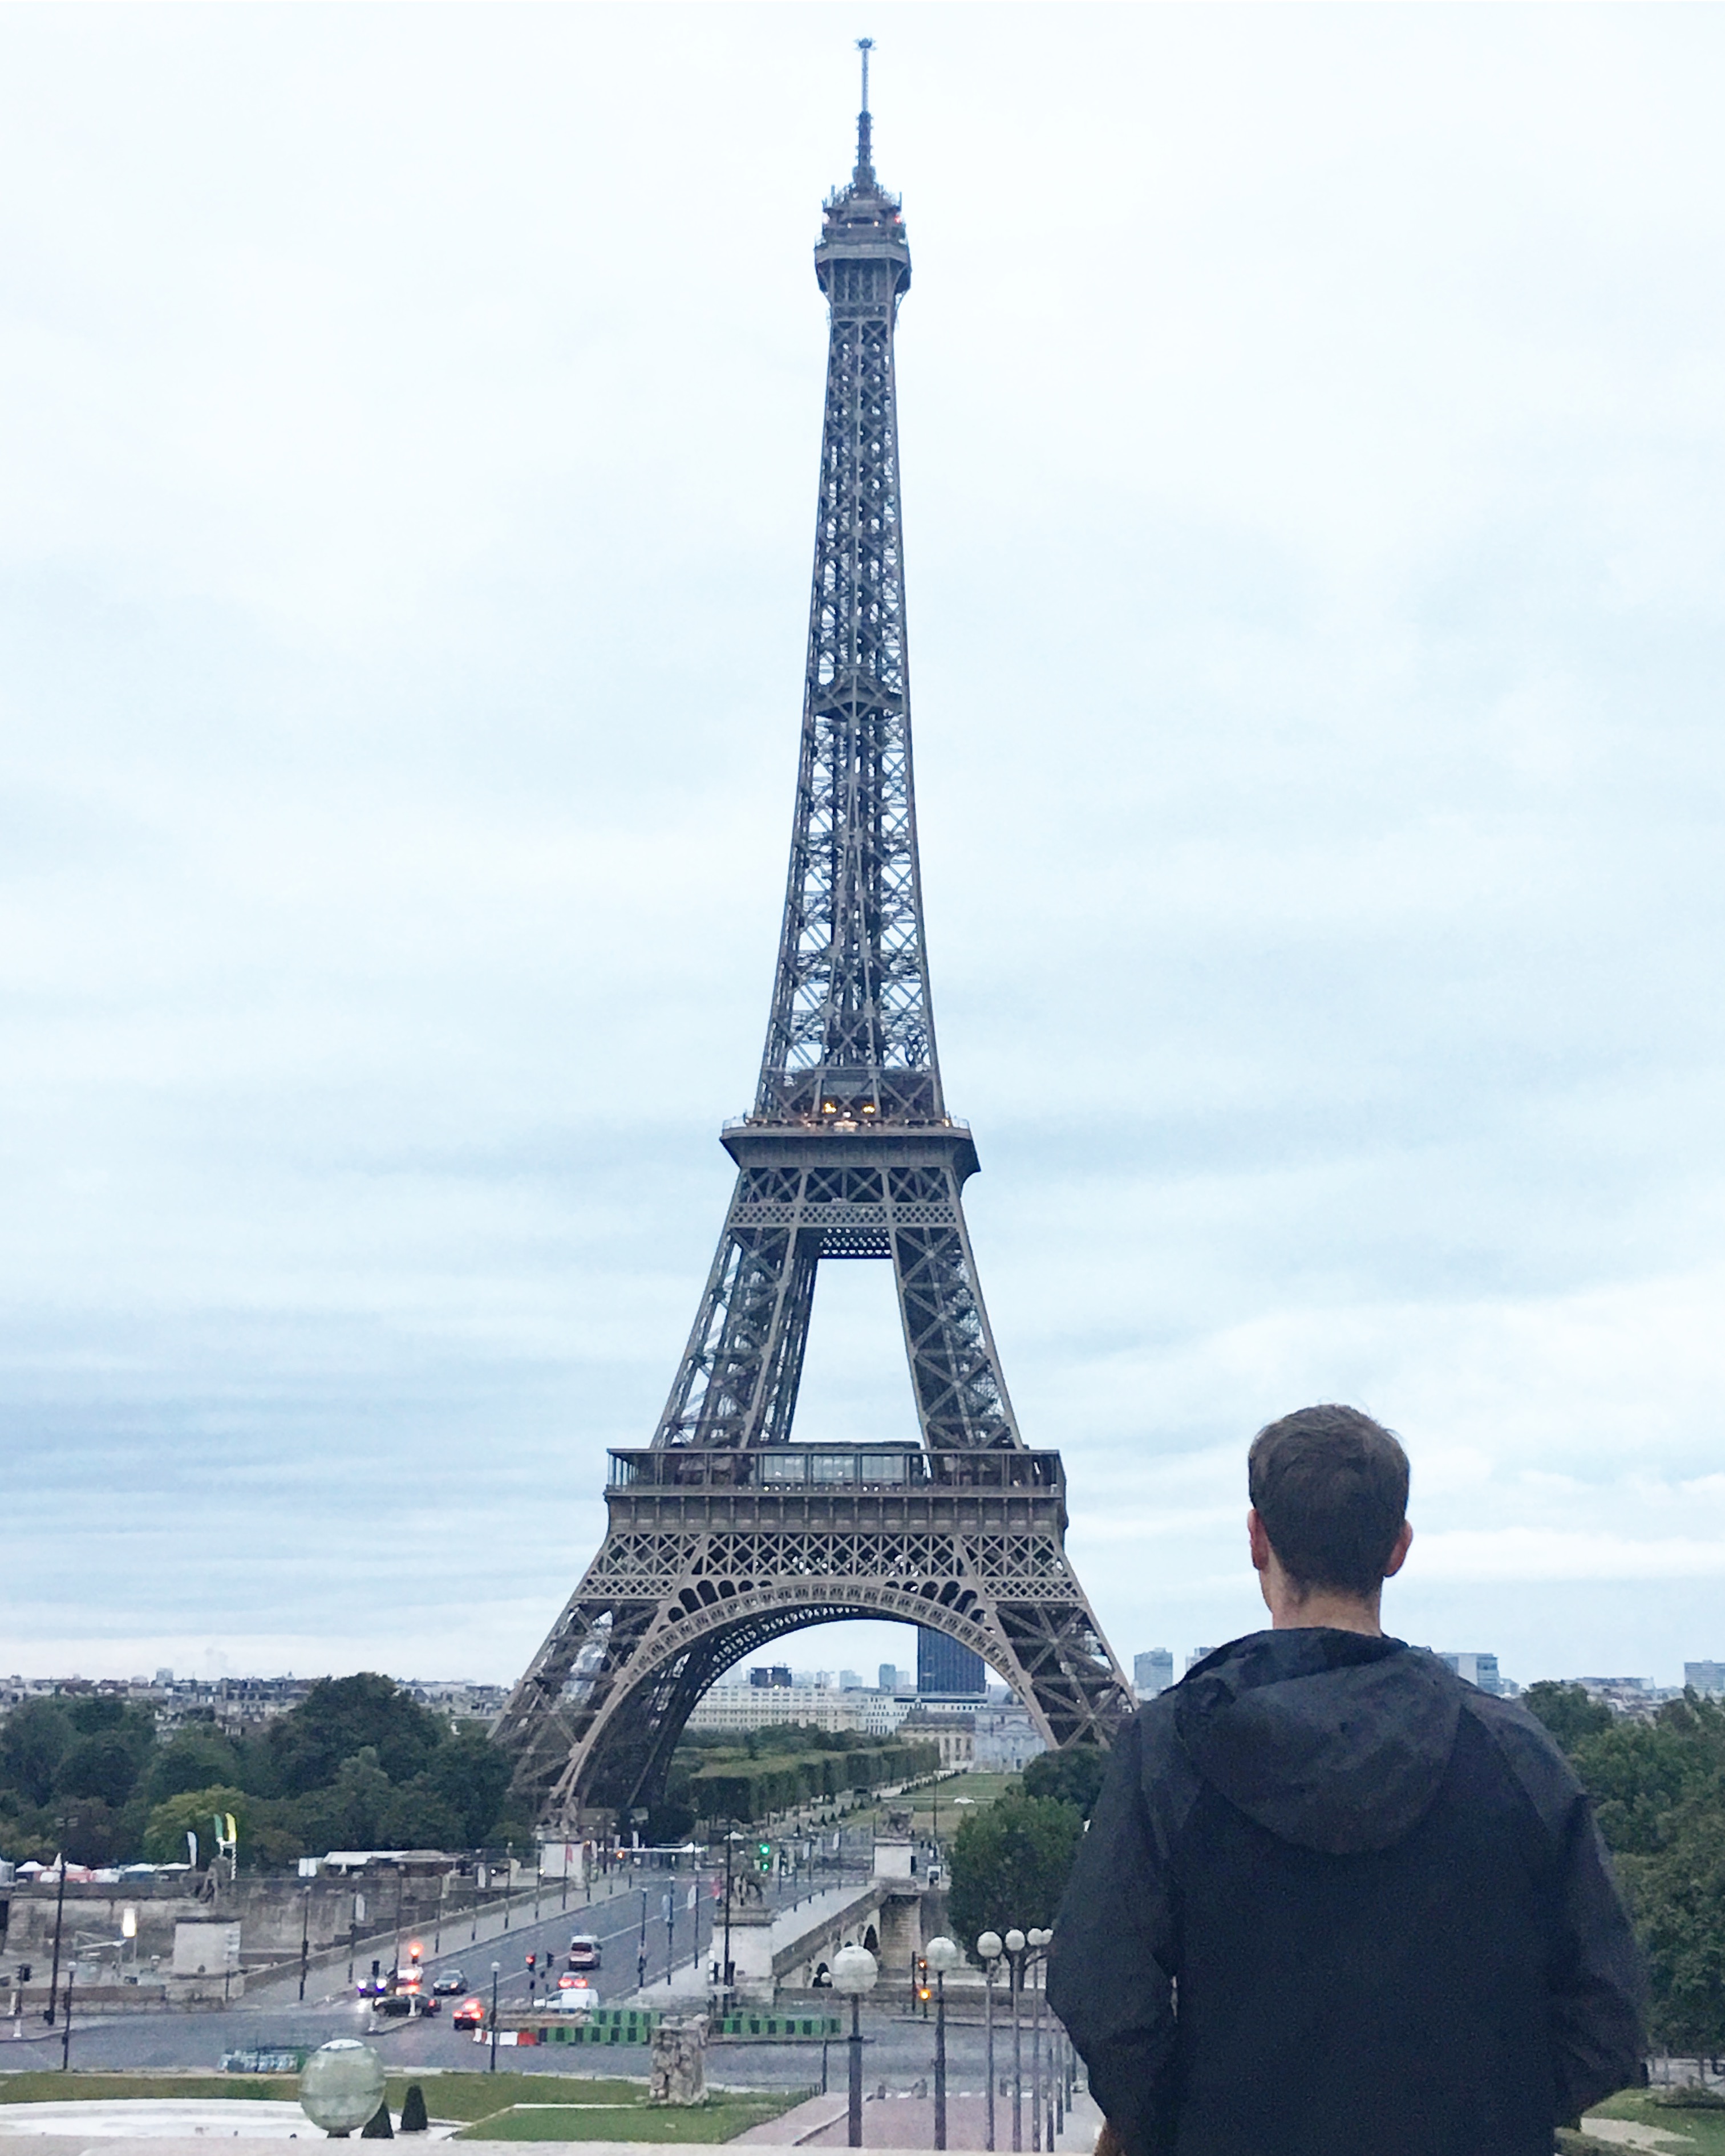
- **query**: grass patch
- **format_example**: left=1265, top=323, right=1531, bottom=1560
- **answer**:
left=0, top=2075, right=302, bottom=2105
left=408, top=2076, right=649, bottom=2122
left=0, top=2069, right=800, bottom=2144
left=452, top=2094, right=802, bottom=2142
left=1589, top=2088, right=1725, bottom=2151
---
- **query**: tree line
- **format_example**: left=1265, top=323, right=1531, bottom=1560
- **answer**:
left=0, top=1673, right=524, bottom=1869
left=666, top=1724, right=941, bottom=1833
left=1525, top=1682, right=1725, bottom=2058
left=942, top=1684, right=1725, bottom=2059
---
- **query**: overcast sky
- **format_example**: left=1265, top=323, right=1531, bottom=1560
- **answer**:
left=4, top=3, right=1723, bottom=1696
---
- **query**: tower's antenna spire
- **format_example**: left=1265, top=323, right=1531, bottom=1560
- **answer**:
left=855, top=36, right=874, bottom=183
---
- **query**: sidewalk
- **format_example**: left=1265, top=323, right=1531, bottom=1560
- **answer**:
left=736, top=2084, right=1102, bottom=2150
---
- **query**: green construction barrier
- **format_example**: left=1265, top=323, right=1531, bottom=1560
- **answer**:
left=714, top=2012, right=843, bottom=2040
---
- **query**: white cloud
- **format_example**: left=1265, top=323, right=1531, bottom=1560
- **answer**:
left=2, top=6, right=1723, bottom=1689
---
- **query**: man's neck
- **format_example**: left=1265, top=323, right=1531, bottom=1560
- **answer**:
left=1268, top=1585, right=1383, bottom=1636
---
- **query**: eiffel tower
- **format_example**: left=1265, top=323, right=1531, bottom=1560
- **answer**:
left=495, top=51, right=1133, bottom=1825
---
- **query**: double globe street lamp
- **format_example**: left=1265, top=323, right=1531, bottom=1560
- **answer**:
left=921, top=1935, right=962, bottom=2150
left=831, top=1941, right=878, bottom=2149
left=976, top=1926, right=1054, bottom=2155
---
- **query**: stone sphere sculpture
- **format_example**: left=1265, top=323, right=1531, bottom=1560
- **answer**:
left=300, top=2040, right=387, bottom=2138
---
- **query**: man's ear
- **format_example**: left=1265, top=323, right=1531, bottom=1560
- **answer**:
left=1248, top=1508, right=1273, bottom=1575
left=1382, top=1519, right=1414, bottom=1580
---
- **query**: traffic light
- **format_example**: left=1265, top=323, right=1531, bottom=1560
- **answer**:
left=916, top=1956, right=931, bottom=2006
left=408, top=1942, right=422, bottom=1964
left=757, top=1840, right=771, bottom=1874
left=526, top=1953, right=537, bottom=1970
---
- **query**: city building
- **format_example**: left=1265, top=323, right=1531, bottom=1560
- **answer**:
left=683, top=1687, right=866, bottom=1735
left=1134, top=1650, right=1175, bottom=1697
left=1437, top=1653, right=1504, bottom=1696
left=971, top=1705, right=1046, bottom=1772
left=897, top=1709, right=975, bottom=1771
left=748, top=1665, right=794, bottom=1689
left=1185, top=1648, right=1217, bottom=1676
left=1684, top=1661, right=1724, bottom=1695
left=917, top=1627, right=986, bottom=1698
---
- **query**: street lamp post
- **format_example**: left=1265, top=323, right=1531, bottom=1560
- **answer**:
left=489, top=1962, right=501, bottom=2074
left=924, top=1936, right=961, bottom=2151
left=831, top=1942, right=878, bottom=2150
left=1004, top=1929, right=1027, bottom=2154
left=1025, top=1930, right=1051, bottom=2151
left=720, top=1827, right=738, bottom=2005
left=44, top=1838, right=71, bottom=2028
left=976, top=1931, right=1003, bottom=2153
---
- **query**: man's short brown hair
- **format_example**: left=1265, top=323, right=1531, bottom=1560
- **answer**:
left=1248, top=1404, right=1410, bottom=1600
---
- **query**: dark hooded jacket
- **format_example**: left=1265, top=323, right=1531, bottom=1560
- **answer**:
left=1047, top=1631, right=1643, bottom=2156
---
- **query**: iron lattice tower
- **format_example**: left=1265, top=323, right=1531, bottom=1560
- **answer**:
left=496, top=63, right=1132, bottom=1823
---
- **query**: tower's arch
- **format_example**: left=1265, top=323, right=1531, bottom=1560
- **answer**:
left=492, top=71, right=1133, bottom=1823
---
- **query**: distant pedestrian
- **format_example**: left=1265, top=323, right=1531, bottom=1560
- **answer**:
left=1049, top=1403, right=1644, bottom=2156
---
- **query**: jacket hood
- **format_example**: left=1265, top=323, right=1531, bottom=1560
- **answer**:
left=1173, top=1630, right=1461, bottom=1857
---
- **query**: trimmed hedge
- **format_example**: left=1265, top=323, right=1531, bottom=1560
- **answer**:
left=687, top=1739, right=939, bottom=1822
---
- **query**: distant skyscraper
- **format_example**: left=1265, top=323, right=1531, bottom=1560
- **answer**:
left=878, top=1663, right=898, bottom=1695
left=918, top=1626, right=987, bottom=1697
left=839, top=1669, right=863, bottom=1691
left=1134, top=1650, right=1175, bottom=1697
left=748, top=1664, right=793, bottom=1689
left=1684, top=1660, right=1724, bottom=1695
left=1438, top=1652, right=1502, bottom=1695
left=1185, top=1648, right=1217, bottom=1676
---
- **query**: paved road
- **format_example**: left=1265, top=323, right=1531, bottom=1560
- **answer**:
left=2, top=1862, right=1018, bottom=2093
left=3, top=1985, right=1066, bottom=2102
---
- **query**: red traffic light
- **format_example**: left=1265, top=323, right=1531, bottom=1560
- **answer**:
left=526, top=1953, right=537, bottom=1968
left=408, top=1942, right=422, bottom=1962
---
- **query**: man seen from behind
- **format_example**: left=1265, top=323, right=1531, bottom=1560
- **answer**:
left=1048, top=1403, right=1644, bottom=2156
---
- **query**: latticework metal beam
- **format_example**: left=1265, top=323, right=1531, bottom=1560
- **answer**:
left=496, top=81, right=1132, bottom=1824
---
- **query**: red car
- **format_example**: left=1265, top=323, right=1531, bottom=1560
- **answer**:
left=452, top=1997, right=486, bottom=2031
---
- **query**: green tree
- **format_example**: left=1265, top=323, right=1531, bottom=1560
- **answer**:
left=56, top=1732, right=146, bottom=1808
left=1524, top=1682, right=1614, bottom=1751
left=144, top=1731, right=243, bottom=1808
left=0, top=1699, right=74, bottom=1806
left=948, top=1793, right=1083, bottom=1952
left=424, top=1731, right=512, bottom=1847
left=379, top=1780, right=463, bottom=1851
left=265, top=1676, right=444, bottom=1796
left=1619, top=1805, right=1725, bottom=2056
left=143, top=1784, right=252, bottom=1865
left=1022, top=1744, right=1109, bottom=1821
left=1530, top=1688, right=1725, bottom=2057
left=296, top=1747, right=394, bottom=1850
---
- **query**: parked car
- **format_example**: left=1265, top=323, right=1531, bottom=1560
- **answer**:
left=431, top=1969, right=467, bottom=1996
left=452, top=1997, right=486, bottom=2031
left=567, top=1936, right=601, bottom=1971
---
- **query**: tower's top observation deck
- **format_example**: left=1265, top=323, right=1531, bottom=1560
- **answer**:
left=816, top=90, right=910, bottom=301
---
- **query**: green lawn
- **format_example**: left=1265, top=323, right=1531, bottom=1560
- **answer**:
left=842, top=1770, right=1022, bottom=1842
left=451, top=2094, right=803, bottom=2141
left=1588, top=2089, right=1725, bottom=2152
left=0, top=2075, right=303, bottom=2105
left=0, top=2069, right=803, bottom=2143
